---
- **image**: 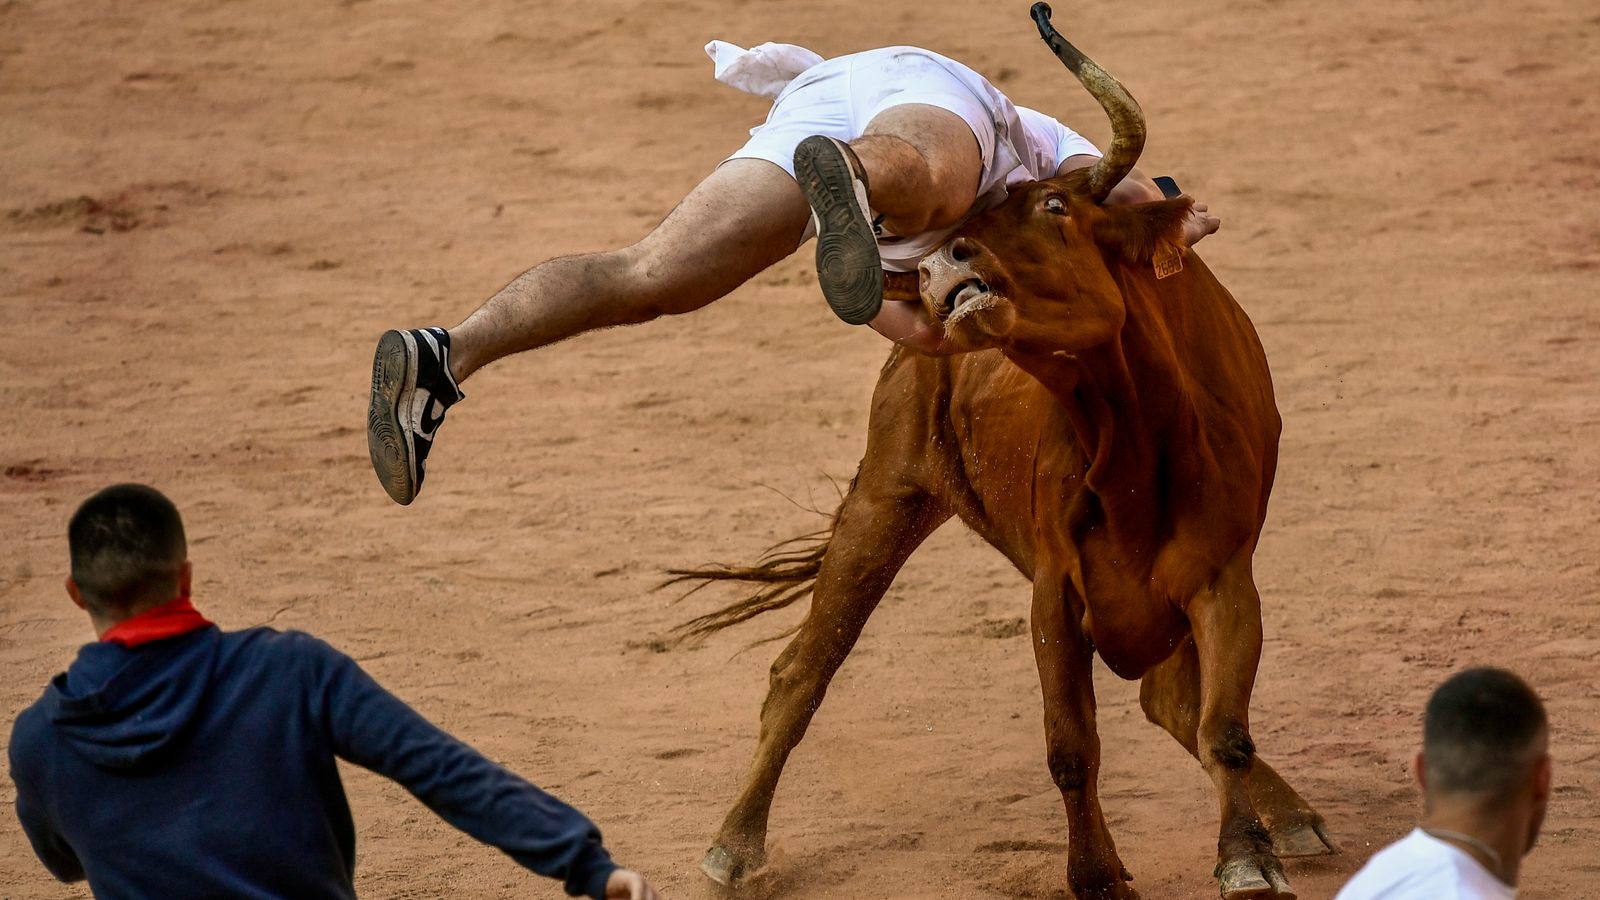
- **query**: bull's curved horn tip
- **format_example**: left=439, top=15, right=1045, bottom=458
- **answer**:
left=1030, top=3, right=1055, bottom=31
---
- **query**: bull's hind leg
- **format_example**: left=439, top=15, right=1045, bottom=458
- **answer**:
left=1032, top=570, right=1139, bottom=900
left=1139, top=638, right=1336, bottom=859
left=701, top=481, right=949, bottom=886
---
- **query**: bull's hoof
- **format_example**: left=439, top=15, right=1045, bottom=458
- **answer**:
left=1069, top=864, right=1140, bottom=900
left=1270, top=819, right=1339, bottom=858
left=701, top=844, right=754, bottom=887
left=1264, top=859, right=1296, bottom=900
left=1217, top=855, right=1295, bottom=900
left=1070, top=878, right=1141, bottom=900
left=1216, top=858, right=1271, bottom=899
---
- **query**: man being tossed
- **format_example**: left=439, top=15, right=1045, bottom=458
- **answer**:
left=8, top=484, right=661, bottom=900
left=365, top=39, right=1221, bottom=505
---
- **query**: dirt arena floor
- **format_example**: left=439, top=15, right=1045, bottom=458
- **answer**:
left=3, top=0, right=1597, bottom=897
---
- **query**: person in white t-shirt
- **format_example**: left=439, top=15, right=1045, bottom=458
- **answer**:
left=1337, top=668, right=1552, bottom=900
left=363, top=31, right=1221, bottom=505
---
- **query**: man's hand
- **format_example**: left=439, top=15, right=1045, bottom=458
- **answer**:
left=1105, top=167, right=1221, bottom=247
left=1182, top=200, right=1220, bottom=246
left=1058, top=155, right=1222, bottom=247
left=604, top=869, right=662, bottom=900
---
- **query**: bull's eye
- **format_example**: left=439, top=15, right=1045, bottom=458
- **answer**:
left=1043, top=196, right=1067, bottom=215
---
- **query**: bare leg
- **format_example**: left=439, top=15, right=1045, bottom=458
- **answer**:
left=794, top=103, right=984, bottom=326
left=1140, top=638, right=1336, bottom=859
left=854, top=104, right=981, bottom=237
left=703, top=480, right=950, bottom=884
left=447, top=159, right=810, bottom=382
left=797, top=103, right=982, bottom=343
left=1031, top=569, right=1138, bottom=900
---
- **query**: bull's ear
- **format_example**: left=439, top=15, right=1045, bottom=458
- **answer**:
left=1091, top=198, right=1193, bottom=263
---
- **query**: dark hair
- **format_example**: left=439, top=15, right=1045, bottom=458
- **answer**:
left=68, top=484, right=187, bottom=612
left=1423, top=667, right=1547, bottom=801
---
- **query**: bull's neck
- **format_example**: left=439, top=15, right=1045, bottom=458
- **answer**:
left=1007, top=304, right=1190, bottom=538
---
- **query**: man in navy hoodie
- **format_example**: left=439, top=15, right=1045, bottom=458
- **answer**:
left=8, top=483, right=662, bottom=899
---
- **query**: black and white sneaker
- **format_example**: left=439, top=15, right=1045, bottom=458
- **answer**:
left=367, top=327, right=464, bottom=505
left=794, top=135, right=884, bottom=326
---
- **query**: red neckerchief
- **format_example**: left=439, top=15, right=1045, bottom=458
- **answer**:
left=100, top=597, right=213, bottom=648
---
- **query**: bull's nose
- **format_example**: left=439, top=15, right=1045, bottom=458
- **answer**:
left=919, top=240, right=974, bottom=287
left=917, top=254, right=942, bottom=293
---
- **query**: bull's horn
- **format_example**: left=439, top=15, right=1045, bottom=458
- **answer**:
left=1030, top=3, right=1145, bottom=202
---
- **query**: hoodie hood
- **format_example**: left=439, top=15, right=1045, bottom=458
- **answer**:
left=43, top=626, right=221, bottom=770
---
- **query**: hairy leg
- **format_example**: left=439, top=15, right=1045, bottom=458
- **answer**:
left=447, top=159, right=810, bottom=382
left=810, top=103, right=980, bottom=348
left=853, top=104, right=982, bottom=238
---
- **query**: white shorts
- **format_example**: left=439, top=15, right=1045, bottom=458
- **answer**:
left=723, top=46, right=1098, bottom=270
left=729, top=48, right=1002, bottom=183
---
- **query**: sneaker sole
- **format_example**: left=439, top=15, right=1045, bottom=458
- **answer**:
left=367, top=329, right=420, bottom=505
left=795, top=136, right=883, bottom=325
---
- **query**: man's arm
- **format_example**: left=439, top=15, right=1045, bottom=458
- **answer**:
left=1057, top=153, right=1164, bottom=203
left=1057, top=154, right=1221, bottom=243
left=300, top=635, right=632, bottom=900
left=10, top=739, right=87, bottom=883
left=867, top=297, right=958, bottom=356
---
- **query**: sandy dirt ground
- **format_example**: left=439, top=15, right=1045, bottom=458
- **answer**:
left=3, top=0, right=1597, bottom=897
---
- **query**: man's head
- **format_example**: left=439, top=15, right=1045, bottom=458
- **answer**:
left=1417, top=667, right=1551, bottom=852
left=66, top=484, right=190, bottom=617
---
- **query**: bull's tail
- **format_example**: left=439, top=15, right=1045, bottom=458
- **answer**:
left=663, top=523, right=834, bottom=644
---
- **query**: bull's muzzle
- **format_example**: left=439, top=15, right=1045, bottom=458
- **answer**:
left=919, top=239, right=992, bottom=321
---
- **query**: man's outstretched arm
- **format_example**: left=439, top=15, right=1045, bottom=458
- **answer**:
left=299, top=635, right=658, bottom=900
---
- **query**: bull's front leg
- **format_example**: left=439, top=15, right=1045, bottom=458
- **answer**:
left=1139, top=637, right=1336, bottom=861
left=1186, top=556, right=1292, bottom=899
left=1031, top=568, right=1138, bottom=900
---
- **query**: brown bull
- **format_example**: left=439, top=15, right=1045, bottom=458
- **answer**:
left=675, top=6, right=1335, bottom=898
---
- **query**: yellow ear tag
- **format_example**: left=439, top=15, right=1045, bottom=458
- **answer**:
left=1153, top=245, right=1184, bottom=279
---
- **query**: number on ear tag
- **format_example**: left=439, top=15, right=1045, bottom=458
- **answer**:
left=1153, top=246, right=1183, bottom=279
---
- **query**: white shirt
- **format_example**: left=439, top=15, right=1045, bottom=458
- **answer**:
left=1336, top=829, right=1516, bottom=900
